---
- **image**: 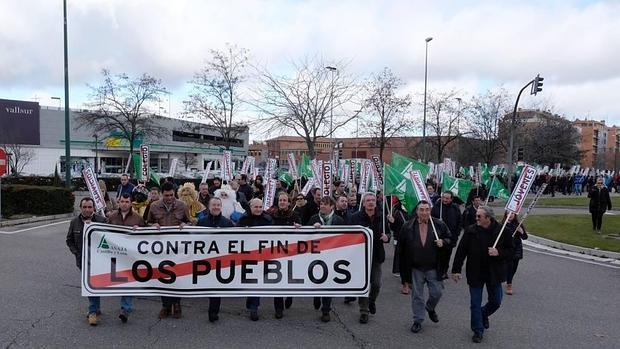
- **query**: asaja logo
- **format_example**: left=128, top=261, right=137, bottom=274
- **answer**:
left=96, top=235, right=127, bottom=255
left=98, top=236, right=110, bottom=249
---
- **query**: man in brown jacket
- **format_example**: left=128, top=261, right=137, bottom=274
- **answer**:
left=146, top=181, right=190, bottom=319
left=106, top=193, right=146, bottom=323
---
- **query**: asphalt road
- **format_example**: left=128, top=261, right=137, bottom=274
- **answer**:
left=1, top=220, right=619, bottom=349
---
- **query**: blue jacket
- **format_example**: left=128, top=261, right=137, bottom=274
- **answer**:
left=197, top=212, right=234, bottom=228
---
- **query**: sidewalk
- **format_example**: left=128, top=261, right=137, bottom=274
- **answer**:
left=0, top=213, right=75, bottom=228
left=526, top=233, right=620, bottom=261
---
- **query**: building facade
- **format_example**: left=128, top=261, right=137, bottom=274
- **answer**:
left=0, top=98, right=249, bottom=177
left=574, top=119, right=619, bottom=170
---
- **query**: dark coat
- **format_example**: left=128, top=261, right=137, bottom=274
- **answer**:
left=238, top=212, right=273, bottom=227
left=66, top=214, right=107, bottom=269
left=506, top=221, right=528, bottom=260
left=451, top=220, right=514, bottom=287
left=431, top=202, right=462, bottom=247
left=197, top=212, right=234, bottom=228
left=588, top=186, right=612, bottom=213
left=350, top=209, right=403, bottom=264
left=398, top=217, right=452, bottom=283
left=334, top=208, right=351, bottom=224
left=302, top=198, right=320, bottom=225
left=462, top=204, right=478, bottom=230
left=306, top=212, right=346, bottom=227
left=270, top=208, right=301, bottom=226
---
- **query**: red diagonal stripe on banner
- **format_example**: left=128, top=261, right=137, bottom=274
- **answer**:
left=89, top=233, right=365, bottom=288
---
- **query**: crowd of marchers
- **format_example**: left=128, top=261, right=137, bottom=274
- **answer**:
left=66, top=173, right=543, bottom=344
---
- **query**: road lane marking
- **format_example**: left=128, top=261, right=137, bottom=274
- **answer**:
left=0, top=220, right=71, bottom=235
left=524, top=247, right=620, bottom=270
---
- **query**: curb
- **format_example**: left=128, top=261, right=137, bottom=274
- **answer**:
left=0, top=213, right=75, bottom=228
left=527, top=233, right=620, bottom=260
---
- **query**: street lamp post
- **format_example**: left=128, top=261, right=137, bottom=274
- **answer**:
left=326, top=66, right=337, bottom=165
left=422, top=37, right=433, bottom=162
left=455, top=97, right=462, bottom=165
left=63, top=0, right=71, bottom=188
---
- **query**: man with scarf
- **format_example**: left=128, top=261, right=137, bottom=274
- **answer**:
left=350, top=192, right=403, bottom=324
left=306, top=196, right=345, bottom=322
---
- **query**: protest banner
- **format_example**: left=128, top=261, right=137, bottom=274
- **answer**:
left=140, top=145, right=149, bottom=181
left=240, top=156, right=254, bottom=175
left=81, top=224, right=372, bottom=297
left=201, top=161, right=213, bottom=184
left=358, top=160, right=371, bottom=194
left=370, top=155, right=383, bottom=188
left=512, top=183, right=548, bottom=237
left=265, top=158, right=277, bottom=180
left=221, top=150, right=233, bottom=181
left=408, top=170, right=439, bottom=240
left=493, top=164, right=538, bottom=248
left=82, top=167, right=106, bottom=212
left=301, top=177, right=316, bottom=196
left=168, top=158, right=178, bottom=177
left=288, top=153, right=299, bottom=179
left=263, top=178, right=277, bottom=210
left=322, top=162, right=333, bottom=197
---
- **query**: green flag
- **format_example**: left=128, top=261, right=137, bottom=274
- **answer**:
left=391, top=153, right=430, bottom=180
left=480, top=163, right=491, bottom=186
left=384, top=164, right=418, bottom=213
left=278, top=169, right=294, bottom=186
left=488, top=177, right=510, bottom=200
left=150, top=168, right=160, bottom=185
left=299, top=153, right=312, bottom=178
left=442, top=173, right=474, bottom=201
left=131, top=153, right=142, bottom=180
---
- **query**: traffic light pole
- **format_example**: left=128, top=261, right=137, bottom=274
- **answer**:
left=507, top=79, right=535, bottom=192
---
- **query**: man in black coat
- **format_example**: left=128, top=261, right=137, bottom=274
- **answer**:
left=451, top=206, right=514, bottom=344
left=307, top=196, right=346, bottom=322
left=399, top=200, right=452, bottom=333
left=350, top=192, right=403, bottom=324
left=237, top=198, right=273, bottom=321
left=588, top=176, right=612, bottom=233
left=66, top=197, right=108, bottom=326
left=431, top=191, right=462, bottom=279
left=197, top=197, right=234, bottom=323
left=462, top=195, right=482, bottom=229
left=334, top=195, right=351, bottom=224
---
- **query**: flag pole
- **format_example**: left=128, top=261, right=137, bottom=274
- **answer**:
left=492, top=214, right=510, bottom=248
left=484, top=175, right=496, bottom=206
left=429, top=216, right=440, bottom=241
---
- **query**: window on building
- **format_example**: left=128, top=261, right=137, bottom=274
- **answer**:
left=172, top=130, right=244, bottom=147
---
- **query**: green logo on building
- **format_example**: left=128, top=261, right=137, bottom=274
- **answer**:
left=98, top=236, right=110, bottom=249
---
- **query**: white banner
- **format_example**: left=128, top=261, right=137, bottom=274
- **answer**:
left=265, top=158, right=277, bottom=180
left=301, top=177, right=315, bottom=196
left=168, top=158, right=178, bottom=177
left=505, top=164, right=537, bottom=214
left=408, top=170, right=433, bottom=207
left=221, top=151, right=233, bottom=181
left=263, top=178, right=277, bottom=210
left=201, top=161, right=213, bottom=184
left=322, top=162, right=333, bottom=197
left=341, top=161, right=350, bottom=188
left=140, top=145, right=149, bottom=181
left=82, top=224, right=372, bottom=297
left=358, top=160, right=371, bottom=193
left=252, top=166, right=259, bottom=179
left=288, top=153, right=299, bottom=179
left=370, top=155, right=383, bottom=188
left=82, top=167, right=106, bottom=212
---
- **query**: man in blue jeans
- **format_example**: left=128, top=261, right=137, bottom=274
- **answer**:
left=451, top=206, right=514, bottom=343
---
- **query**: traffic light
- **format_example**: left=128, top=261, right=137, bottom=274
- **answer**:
left=338, top=149, right=343, bottom=159
left=517, top=147, right=524, bottom=161
left=531, top=74, right=544, bottom=95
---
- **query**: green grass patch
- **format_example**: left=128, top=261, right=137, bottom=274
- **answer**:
left=524, top=215, right=620, bottom=252
left=489, top=195, right=620, bottom=208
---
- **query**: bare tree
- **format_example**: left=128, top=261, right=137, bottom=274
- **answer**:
left=361, top=67, right=412, bottom=163
left=517, top=115, right=582, bottom=165
left=253, top=57, right=361, bottom=158
left=184, top=44, right=249, bottom=150
left=423, top=90, right=462, bottom=162
left=462, top=90, right=512, bottom=164
left=1, top=144, right=34, bottom=176
left=180, top=152, right=198, bottom=171
left=76, top=69, right=167, bottom=174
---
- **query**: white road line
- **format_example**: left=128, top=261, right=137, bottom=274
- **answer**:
left=0, top=220, right=71, bottom=235
left=524, top=247, right=620, bottom=270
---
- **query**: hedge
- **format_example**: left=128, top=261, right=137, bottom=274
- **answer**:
left=0, top=185, right=75, bottom=218
left=1, top=176, right=214, bottom=192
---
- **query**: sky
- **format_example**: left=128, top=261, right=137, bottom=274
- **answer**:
left=1, top=0, right=619, bottom=140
